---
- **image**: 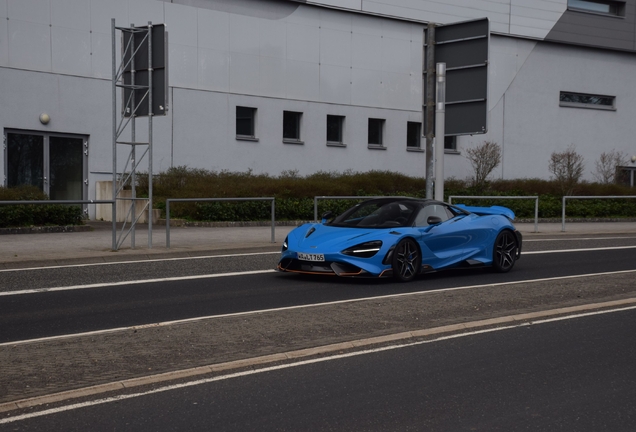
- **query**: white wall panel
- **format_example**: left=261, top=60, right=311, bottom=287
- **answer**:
left=8, top=20, right=51, bottom=71
left=128, top=0, right=164, bottom=27
left=51, top=0, right=90, bottom=31
left=90, top=31, right=116, bottom=79
left=0, top=0, right=7, bottom=18
left=197, top=8, right=229, bottom=51
left=351, top=67, right=382, bottom=107
left=318, top=64, right=351, bottom=104
left=381, top=37, right=411, bottom=73
left=8, top=0, right=49, bottom=24
left=382, top=71, right=412, bottom=110
left=229, top=52, right=260, bottom=95
left=286, top=23, right=319, bottom=63
left=170, top=43, right=198, bottom=88
left=285, top=59, right=320, bottom=100
left=90, top=0, right=128, bottom=34
left=259, top=54, right=286, bottom=97
left=229, top=13, right=260, bottom=55
left=0, top=17, right=7, bottom=66
left=352, top=33, right=383, bottom=70
left=319, top=28, right=351, bottom=67
left=51, top=27, right=91, bottom=76
left=319, top=7, right=352, bottom=32
left=165, top=2, right=197, bottom=47
left=198, top=47, right=229, bottom=91
left=259, top=19, right=286, bottom=59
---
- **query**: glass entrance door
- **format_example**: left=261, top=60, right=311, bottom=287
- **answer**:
left=5, top=131, right=87, bottom=200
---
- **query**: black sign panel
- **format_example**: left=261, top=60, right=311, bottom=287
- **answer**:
left=122, top=24, right=168, bottom=117
left=424, top=18, right=489, bottom=136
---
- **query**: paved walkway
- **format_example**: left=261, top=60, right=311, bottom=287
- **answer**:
left=2, top=220, right=636, bottom=269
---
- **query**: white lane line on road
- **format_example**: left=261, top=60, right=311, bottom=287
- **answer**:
left=0, top=251, right=280, bottom=273
left=3, top=268, right=636, bottom=348
left=0, top=269, right=276, bottom=297
left=523, top=245, right=636, bottom=254
left=524, top=236, right=636, bottom=242
left=3, top=303, right=636, bottom=424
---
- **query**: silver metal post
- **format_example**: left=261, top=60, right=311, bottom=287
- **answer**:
left=166, top=199, right=171, bottom=248
left=271, top=199, right=275, bottom=243
left=111, top=18, right=117, bottom=251
left=425, top=24, right=436, bottom=199
left=434, top=62, right=446, bottom=202
left=148, top=22, right=153, bottom=248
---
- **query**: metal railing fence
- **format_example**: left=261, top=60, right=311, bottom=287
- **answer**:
left=0, top=200, right=117, bottom=249
left=165, top=197, right=276, bottom=248
left=448, top=195, right=539, bottom=233
left=561, top=195, right=636, bottom=232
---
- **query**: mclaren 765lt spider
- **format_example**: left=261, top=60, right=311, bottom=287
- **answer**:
left=277, top=197, right=522, bottom=282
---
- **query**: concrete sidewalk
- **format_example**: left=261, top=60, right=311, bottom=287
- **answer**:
left=2, top=220, right=636, bottom=270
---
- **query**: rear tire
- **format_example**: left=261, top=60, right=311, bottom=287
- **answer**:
left=392, top=238, right=421, bottom=282
left=492, top=230, right=518, bottom=273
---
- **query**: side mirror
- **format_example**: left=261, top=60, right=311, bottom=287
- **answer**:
left=427, top=216, right=442, bottom=225
left=321, top=211, right=334, bottom=223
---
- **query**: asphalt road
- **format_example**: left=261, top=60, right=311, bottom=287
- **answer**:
left=1, top=235, right=636, bottom=344
left=3, top=307, right=635, bottom=431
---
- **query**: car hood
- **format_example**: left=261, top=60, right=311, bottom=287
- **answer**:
left=289, top=223, right=394, bottom=251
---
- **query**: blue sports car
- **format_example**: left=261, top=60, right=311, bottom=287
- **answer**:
left=277, top=197, right=522, bottom=282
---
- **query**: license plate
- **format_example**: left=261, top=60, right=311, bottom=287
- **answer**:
left=297, top=252, right=325, bottom=262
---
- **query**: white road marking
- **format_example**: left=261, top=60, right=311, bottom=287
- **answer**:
left=523, top=245, right=636, bottom=254
left=0, top=251, right=279, bottom=273
left=0, top=269, right=276, bottom=297
left=524, top=236, right=636, bottom=242
left=3, top=303, right=635, bottom=425
left=2, top=268, right=636, bottom=348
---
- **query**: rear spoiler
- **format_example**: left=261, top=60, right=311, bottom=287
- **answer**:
left=454, top=204, right=515, bottom=221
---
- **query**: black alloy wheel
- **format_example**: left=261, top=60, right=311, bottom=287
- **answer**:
left=392, top=238, right=421, bottom=282
left=492, top=230, right=518, bottom=273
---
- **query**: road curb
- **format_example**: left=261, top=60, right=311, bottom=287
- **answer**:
left=2, top=296, right=636, bottom=414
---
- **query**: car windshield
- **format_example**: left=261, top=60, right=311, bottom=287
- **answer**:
left=329, top=200, right=416, bottom=228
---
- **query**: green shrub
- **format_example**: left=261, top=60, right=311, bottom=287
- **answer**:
left=0, top=185, right=84, bottom=228
left=135, top=168, right=636, bottom=222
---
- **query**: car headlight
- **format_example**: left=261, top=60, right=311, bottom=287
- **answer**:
left=341, top=241, right=382, bottom=258
left=282, top=236, right=288, bottom=252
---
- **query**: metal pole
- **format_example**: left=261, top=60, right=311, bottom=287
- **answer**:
left=130, top=23, right=136, bottom=249
left=534, top=198, right=539, bottom=233
left=425, top=24, right=436, bottom=199
left=111, top=18, right=117, bottom=251
left=561, top=196, right=566, bottom=232
left=166, top=199, right=171, bottom=248
left=271, top=199, right=275, bottom=243
left=148, top=22, right=153, bottom=249
left=434, top=62, right=446, bottom=202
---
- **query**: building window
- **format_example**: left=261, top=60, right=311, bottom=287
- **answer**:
left=327, top=115, right=345, bottom=146
left=444, top=136, right=457, bottom=152
left=407, top=122, right=421, bottom=149
left=368, top=118, right=385, bottom=148
left=567, top=0, right=625, bottom=16
left=236, top=106, right=257, bottom=139
left=283, top=111, right=303, bottom=143
left=5, top=130, right=87, bottom=201
left=559, top=91, right=616, bottom=110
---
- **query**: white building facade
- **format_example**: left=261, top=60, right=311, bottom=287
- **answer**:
left=1, top=0, right=636, bottom=216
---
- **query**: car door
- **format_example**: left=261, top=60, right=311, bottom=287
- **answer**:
left=414, top=203, right=474, bottom=266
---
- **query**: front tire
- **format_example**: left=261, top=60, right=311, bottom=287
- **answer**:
left=392, top=238, right=421, bottom=282
left=492, top=230, right=518, bottom=273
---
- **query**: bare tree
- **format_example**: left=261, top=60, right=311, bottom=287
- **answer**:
left=465, top=141, right=502, bottom=189
left=549, top=144, right=585, bottom=195
left=593, top=149, right=629, bottom=184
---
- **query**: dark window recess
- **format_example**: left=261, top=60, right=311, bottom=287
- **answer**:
left=560, top=92, right=616, bottom=109
left=283, top=111, right=302, bottom=141
left=236, top=106, right=256, bottom=137
left=444, top=136, right=457, bottom=151
left=407, top=122, right=421, bottom=148
left=567, top=0, right=625, bottom=16
left=368, top=118, right=384, bottom=146
left=327, top=115, right=344, bottom=143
